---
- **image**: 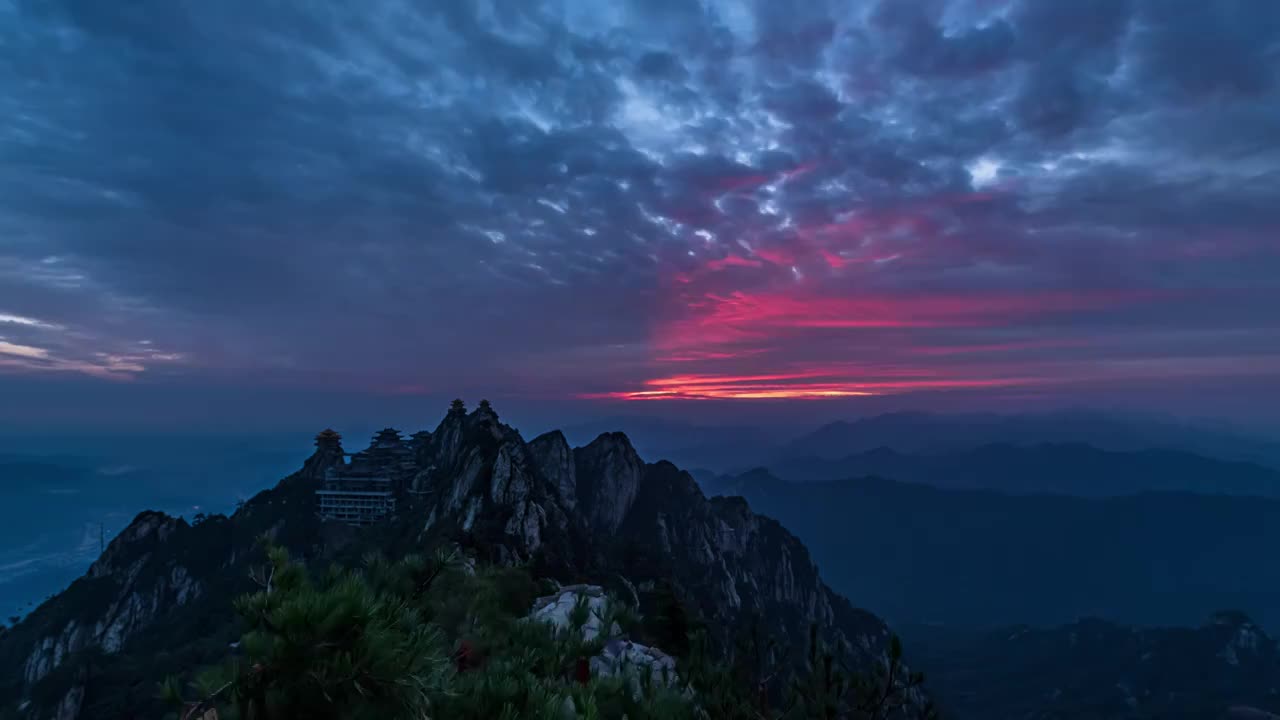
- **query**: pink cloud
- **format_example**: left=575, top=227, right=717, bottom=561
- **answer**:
left=654, top=289, right=1151, bottom=353
left=704, top=255, right=765, bottom=271
left=584, top=370, right=1036, bottom=401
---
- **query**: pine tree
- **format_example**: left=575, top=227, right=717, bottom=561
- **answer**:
left=848, top=635, right=937, bottom=720
left=165, top=544, right=454, bottom=719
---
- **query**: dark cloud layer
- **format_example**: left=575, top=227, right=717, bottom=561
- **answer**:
left=1, top=0, right=1278, bottom=425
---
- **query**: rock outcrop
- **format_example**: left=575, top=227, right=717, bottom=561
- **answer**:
left=0, top=455, right=326, bottom=720
left=413, top=414, right=901, bottom=681
left=608, top=460, right=897, bottom=676
left=529, top=430, right=577, bottom=511
left=20, top=511, right=203, bottom=690
left=530, top=584, right=621, bottom=642
left=574, top=432, right=644, bottom=534
left=416, top=409, right=578, bottom=567
left=529, top=585, right=679, bottom=698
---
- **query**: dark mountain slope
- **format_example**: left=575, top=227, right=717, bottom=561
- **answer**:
left=0, top=458, right=332, bottom=719
left=767, top=443, right=1280, bottom=497
left=0, top=405, right=917, bottom=719
left=904, top=612, right=1280, bottom=720
left=708, top=471, right=1280, bottom=629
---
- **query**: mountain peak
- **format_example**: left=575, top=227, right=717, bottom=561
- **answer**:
left=1, top=404, right=922, bottom=719
left=87, top=510, right=182, bottom=580
left=574, top=432, right=645, bottom=535
left=529, top=430, right=576, bottom=511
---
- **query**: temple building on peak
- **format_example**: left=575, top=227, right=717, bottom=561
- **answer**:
left=347, top=427, right=416, bottom=479
left=314, top=427, right=415, bottom=527
left=316, top=466, right=396, bottom=527
left=311, top=403, right=463, bottom=525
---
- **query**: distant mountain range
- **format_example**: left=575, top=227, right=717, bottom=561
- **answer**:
left=557, top=416, right=779, bottom=471
left=904, top=612, right=1280, bottom=720
left=564, top=410, right=1280, bottom=475
left=706, top=470, right=1280, bottom=630
left=776, top=411, right=1280, bottom=471
left=764, top=443, right=1280, bottom=498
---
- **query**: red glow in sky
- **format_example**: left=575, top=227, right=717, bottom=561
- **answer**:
left=587, top=372, right=1034, bottom=401
left=594, top=187, right=1170, bottom=402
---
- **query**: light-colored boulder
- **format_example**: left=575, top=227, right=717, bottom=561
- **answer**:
left=528, top=584, right=681, bottom=699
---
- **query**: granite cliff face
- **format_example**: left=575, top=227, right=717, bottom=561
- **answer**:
left=0, top=463, right=325, bottom=718
left=404, top=408, right=901, bottom=676
left=0, top=404, right=913, bottom=719
left=19, top=512, right=198, bottom=696
left=4, top=511, right=209, bottom=718
left=574, top=432, right=645, bottom=535
left=415, top=407, right=580, bottom=568
left=528, top=430, right=577, bottom=511
left=614, top=461, right=894, bottom=671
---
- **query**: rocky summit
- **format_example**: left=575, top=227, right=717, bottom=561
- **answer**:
left=0, top=403, right=919, bottom=719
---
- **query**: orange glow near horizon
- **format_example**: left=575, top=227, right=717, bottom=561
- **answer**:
left=585, top=372, right=1033, bottom=401
left=584, top=281, right=1156, bottom=401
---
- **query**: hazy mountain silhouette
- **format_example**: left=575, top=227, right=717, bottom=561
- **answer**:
left=707, top=470, right=1280, bottom=630
left=558, top=416, right=779, bottom=470
left=586, top=411, right=1280, bottom=476
left=766, top=443, right=1280, bottom=497
left=777, top=411, right=1280, bottom=471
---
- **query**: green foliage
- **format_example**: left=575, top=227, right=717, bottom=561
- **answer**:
left=675, top=618, right=940, bottom=720
left=679, top=629, right=765, bottom=719
left=163, top=545, right=936, bottom=720
left=651, top=580, right=691, bottom=658
left=449, top=399, right=466, bottom=414
left=569, top=592, right=592, bottom=632
left=596, top=597, right=640, bottom=640
left=165, top=545, right=452, bottom=719
left=846, top=635, right=938, bottom=720
left=165, top=548, right=711, bottom=719
left=774, top=625, right=937, bottom=720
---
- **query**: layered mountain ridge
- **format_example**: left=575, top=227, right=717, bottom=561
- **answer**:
left=0, top=404, right=910, bottom=719
left=705, top=469, right=1280, bottom=629
left=761, top=443, right=1280, bottom=498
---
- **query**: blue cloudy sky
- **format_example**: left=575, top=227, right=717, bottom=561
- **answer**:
left=1, top=0, right=1278, bottom=430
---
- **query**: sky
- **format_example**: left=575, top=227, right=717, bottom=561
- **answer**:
left=1, top=0, right=1279, bottom=432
